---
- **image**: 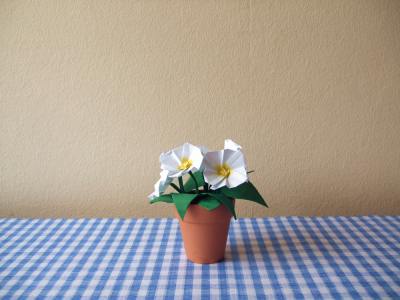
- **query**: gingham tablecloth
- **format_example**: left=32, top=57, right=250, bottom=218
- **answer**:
left=0, top=217, right=399, bottom=299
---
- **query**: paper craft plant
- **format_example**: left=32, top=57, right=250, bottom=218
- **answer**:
left=149, top=139, right=268, bottom=220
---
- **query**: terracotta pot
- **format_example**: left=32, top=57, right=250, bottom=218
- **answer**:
left=175, top=201, right=233, bottom=264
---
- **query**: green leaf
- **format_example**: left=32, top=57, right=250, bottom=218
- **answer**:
left=220, top=182, right=268, bottom=207
left=207, top=192, right=237, bottom=219
left=172, top=193, right=198, bottom=220
left=150, top=194, right=173, bottom=204
left=197, top=196, right=221, bottom=211
left=184, top=171, right=205, bottom=192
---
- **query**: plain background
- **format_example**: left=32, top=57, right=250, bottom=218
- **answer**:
left=1, top=1, right=400, bottom=217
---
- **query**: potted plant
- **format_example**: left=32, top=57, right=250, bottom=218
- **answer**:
left=149, top=139, right=268, bottom=264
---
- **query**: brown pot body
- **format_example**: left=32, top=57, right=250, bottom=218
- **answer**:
left=175, top=202, right=233, bottom=264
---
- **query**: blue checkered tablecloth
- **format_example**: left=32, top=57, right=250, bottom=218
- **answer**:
left=0, top=217, right=399, bottom=299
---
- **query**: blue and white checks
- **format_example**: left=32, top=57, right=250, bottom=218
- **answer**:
left=1, top=217, right=399, bottom=299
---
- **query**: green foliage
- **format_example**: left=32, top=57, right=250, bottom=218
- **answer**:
left=172, top=193, right=198, bottom=220
left=221, top=182, right=268, bottom=207
left=184, top=171, right=205, bottom=192
left=151, top=172, right=267, bottom=221
left=208, top=192, right=237, bottom=219
left=197, top=196, right=221, bottom=211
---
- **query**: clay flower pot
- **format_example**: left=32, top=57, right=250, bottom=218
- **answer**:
left=175, top=201, right=233, bottom=264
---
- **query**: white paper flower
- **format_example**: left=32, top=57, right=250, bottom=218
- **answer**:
left=203, top=148, right=248, bottom=190
left=224, top=139, right=242, bottom=151
left=148, top=170, right=173, bottom=200
left=159, top=143, right=204, bottom=178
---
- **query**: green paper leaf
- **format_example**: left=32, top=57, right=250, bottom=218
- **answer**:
left=184, top=171, right=205, bottom=192
left=172, top=193, right=198, bottom=220
left=197, top=196, right=221, bottom=211
left=207, top=192, right=237, bottom=219
left=221, top=182, right=268, bottom=207
left=150, top=194, right=173, bottom=204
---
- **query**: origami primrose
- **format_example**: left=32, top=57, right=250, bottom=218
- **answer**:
left=149, top=139, right=268, bottom=264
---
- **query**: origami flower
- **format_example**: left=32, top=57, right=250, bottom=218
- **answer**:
left=203, top=147, right=248, bottom=190
left=149, top=139, right=268, bottom=221
left=160, top=143, right=204, bottom=178
left=148, top=170, right=173, bottom=200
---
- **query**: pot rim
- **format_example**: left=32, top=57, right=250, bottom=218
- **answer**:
left=174, top=203, right=233, bottom=224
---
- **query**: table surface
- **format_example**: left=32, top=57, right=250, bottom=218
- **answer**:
left=0, top=217, right=399, bottom=299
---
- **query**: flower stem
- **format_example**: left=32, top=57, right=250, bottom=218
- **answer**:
left=178, top=176, right=184, bottom=192
left=170, top=183, right=181, bottom=193
left=188, top=171, right=199, bottom=193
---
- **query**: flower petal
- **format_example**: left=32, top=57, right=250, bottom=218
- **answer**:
left=226, top=166, right=248, bottom=188
left=224, top=139, right=242, bottom=151
left=204, top=169, right=224, bottom=185
left=189, top=149, right=203, bottom=170
left=159, top=169, right=170, bottom=180
left=181, top=142, right=191, bottom=158
left=197, top=145, right=208, bottom=170
left=203, top=150, right=224, bottom=169
left=198, top=145, right=208, bottom=155
left=160, top=151, right=180, bottom=171
left=148, top=170, right=173, bottom=200
left=223, top=149, right=246, bottom=169
left=210, top=178, right=227, bottom=190
left=168, top=170, right=184, bottom=178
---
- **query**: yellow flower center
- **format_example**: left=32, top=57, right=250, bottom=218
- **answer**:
left=216, top=163, right=231, bottom=178
left=178, top=157, right=193, bottom=170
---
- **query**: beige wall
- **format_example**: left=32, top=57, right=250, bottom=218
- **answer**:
left=1, top=1, right=400, bottom=218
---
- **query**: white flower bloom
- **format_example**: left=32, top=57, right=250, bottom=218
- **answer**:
left=224, top=139, right=242, bottom=151
left=203, top=148, right=248, bottom=190
left=148, top=170, right=172, bottom=200
left=159, top=143, right=204, bottom=178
